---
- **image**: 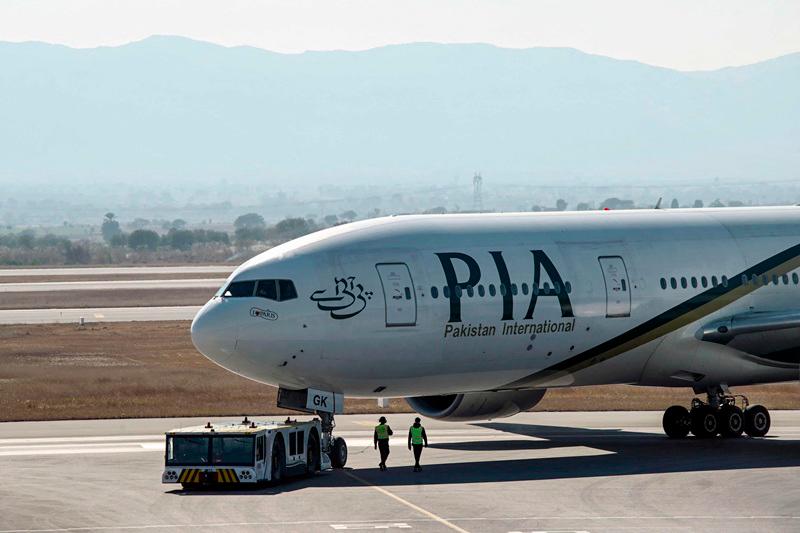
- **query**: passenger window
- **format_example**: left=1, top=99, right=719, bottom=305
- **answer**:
left=670, top=278, right=677, bottom=289
left=521, top=283, right=529, bottom=295
left=224, top=280, right=256, bottom=297
left=278, top=280, right=298, bottom=301
left=783, top=274, right=789, bottom=285
left=488, top=284, right=496, bottom=296
left=478, top=285, right=486, bottom=297
left=511, top=283, right=518, bottom=295
left=711, top=276, right=718, bottom=287
left=751, top=274, right=759, bottom=285
left=542, top=282, right=551, bottom=295
left=660, top=278, right=667, bottom=290
left=256, top=279, right=278, bottom=300
left=466, top=286, right=474, bottom=297
left=691, top=277, right=697, bottom=288
left=533, top=284, right=540, bottom=296
left=741, top=274, right=748, bottom=286
left=454, top=286, right=463, bottom=297
left=680, top=277, right=687, bottom=289
left=721, top=275, right=728, bottom=287
left=794, top=273, right=800, bottom=285
left=430, top=286, right=438, bottom=299
left=500, top=284, right=507, bottom=296
left=443, top=286, right=450, bottom=298
left=701, top=276, right=708, bottom=288
left=554, top=281, right=562, bottom=294
left=565, top=281, right=572, bottom=294
left=772, top=274, right=779, bottom=285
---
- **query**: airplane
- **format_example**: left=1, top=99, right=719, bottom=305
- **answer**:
left=191, top=206, right=800, bottom=468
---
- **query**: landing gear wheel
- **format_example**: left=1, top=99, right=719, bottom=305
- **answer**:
left=662, top=405, right=691, bottom=438
left=331, top=436, right=348, bottom=469
left=718, top=405, right=744, bottom=438
left=690, top=405, right=719, bottom=438
left=744, top=405, right=771, bottom=437
left=306, top=432, right=321, bottom=475
left=270, top=437, right=286, bottom=483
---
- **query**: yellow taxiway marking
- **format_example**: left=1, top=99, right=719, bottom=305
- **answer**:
left=343, top=470, right=470, bottom=533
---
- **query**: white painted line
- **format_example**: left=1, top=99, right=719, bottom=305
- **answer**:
left=343, top=470, right=470, bottom=533
left=330, top=524, right=412, bottom=530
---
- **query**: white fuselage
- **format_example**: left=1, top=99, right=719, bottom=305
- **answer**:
left=191, top=207, right=800, bottom=398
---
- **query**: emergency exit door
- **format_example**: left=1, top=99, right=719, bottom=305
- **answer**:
left=375, top=263, right=417, bottom=327
left=598, top=256, right=631, bottom=317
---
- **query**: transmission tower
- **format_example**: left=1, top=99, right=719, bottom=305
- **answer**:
left=473, top=172, right=483, bottom=212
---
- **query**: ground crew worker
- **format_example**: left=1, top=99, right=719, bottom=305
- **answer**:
left=373, top=416, right=393, bottom=471
left=407, top=417, right=428, bottom=472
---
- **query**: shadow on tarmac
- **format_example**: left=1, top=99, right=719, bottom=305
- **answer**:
left=169, top=422, right=800, bottom=495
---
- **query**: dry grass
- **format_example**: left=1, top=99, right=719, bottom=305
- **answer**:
left=0, top=289, right=213, bottom=310
left=0, top=322, right=797, bottom=422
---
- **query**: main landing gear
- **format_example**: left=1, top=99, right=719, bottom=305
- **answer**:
left=319, top=411, right=348, bottom=468
left=662, top=386, right=771, bottom=439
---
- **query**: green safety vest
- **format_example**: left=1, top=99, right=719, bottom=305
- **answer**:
left=410, top=426, right=424, bottom=445
left=375, top=424, right=389, bottom=440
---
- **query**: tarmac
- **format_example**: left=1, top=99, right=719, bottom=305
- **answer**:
left=1, top=411, right=799, bottom=533
left=0, top=306, right=201, bottom=324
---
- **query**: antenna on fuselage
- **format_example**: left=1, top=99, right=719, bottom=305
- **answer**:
left=654, top=197, right=663, bottom=209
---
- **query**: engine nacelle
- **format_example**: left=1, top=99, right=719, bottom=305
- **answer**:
left=405, top=389, right=546, bottom=422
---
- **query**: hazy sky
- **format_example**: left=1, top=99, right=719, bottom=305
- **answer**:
left=1, top=0, right=799, bottom=71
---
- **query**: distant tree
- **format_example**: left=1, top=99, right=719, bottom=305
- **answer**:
left=670, top=198, right=679, bottom=209
left=423, top=206, right=447, bottom=214
left=268, top=217, right=313, bottom=241
left=110, top=233, right=127, bottom=247
left=63, top=241, right=91, bottom=264
left=576, top=202, right=590, bottom=211
left=201, top=230, right=229, bottom=244
left=17, top=230, right=35, bottom=249
left=128, top=229, right=160, bottom=251
left=693, top=199, right=704, bottom=208
left=323, top=214, right=339, bottom=226
left=710, top=198, right=725, bottom=207
left=556, top=199, right=567, bottom=211
left=600, top=197, right=635, bottom=210
left=165, top=228, right=195, bottom=250
left=130, top=218, right=150, bottom=230
left=339, top=210, right=357, bottom=221
left=367, top=208, right=381, bottom=218
left=171, top=219, right=187, bottom=230
left=235, top=226, right=267, bottom=245
left=234, top=213, right=266, bottom=230
left=531, top=205, right=542, bottom=212
left=101, top=212, right=122, bottom=243
left=728, top=200, right=744, bottom=207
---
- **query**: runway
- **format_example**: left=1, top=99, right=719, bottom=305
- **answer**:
left=0, top=266, right=234, bottom=277
left=0, top=278, right=225, bottom=292
left=1, top=411, right=798, bottom=532
left=0, top=306, right=200, bottom=324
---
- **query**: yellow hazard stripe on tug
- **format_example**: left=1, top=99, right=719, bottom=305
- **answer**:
left=218, top=469, right=239, bottom=483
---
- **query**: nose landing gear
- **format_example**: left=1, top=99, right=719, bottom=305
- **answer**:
left=662, top=386, right=770, bottom=439
left=318, top=411, right=348, bottom=469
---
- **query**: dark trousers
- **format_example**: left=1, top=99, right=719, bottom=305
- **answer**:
left=378, top=440, right=390, bottom=465
left=412, top=444, right=423, bottom=466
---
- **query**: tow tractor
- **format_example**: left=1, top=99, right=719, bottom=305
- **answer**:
left=162, top=416, right=330, bottom=488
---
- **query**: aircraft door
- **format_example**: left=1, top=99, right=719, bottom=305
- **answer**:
left=375, top=263, right=417, bottom=327
left=598, top=256, right=631, bottom=317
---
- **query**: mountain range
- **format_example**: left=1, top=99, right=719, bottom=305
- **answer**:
left=1, top=36, right=798, bottom=187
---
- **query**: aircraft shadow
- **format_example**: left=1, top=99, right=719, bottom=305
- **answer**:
left=169, top=422, right=800, bottom=493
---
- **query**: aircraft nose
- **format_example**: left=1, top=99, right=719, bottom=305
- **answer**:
left=190, top=299, right=237, bottom=360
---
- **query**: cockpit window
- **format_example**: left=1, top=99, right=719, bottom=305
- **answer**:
left=224, top=280, right=256, bottom=297
left=278, top=280, right=298, bottom=301
left=256, top=280, right=278, bottom=300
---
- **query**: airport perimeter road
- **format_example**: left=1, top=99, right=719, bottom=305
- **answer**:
left=1, top=412, right=799, bottom=533
left=0, top=306, right=200, bottom=324
left=0, top=266, right=234, bottom=277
